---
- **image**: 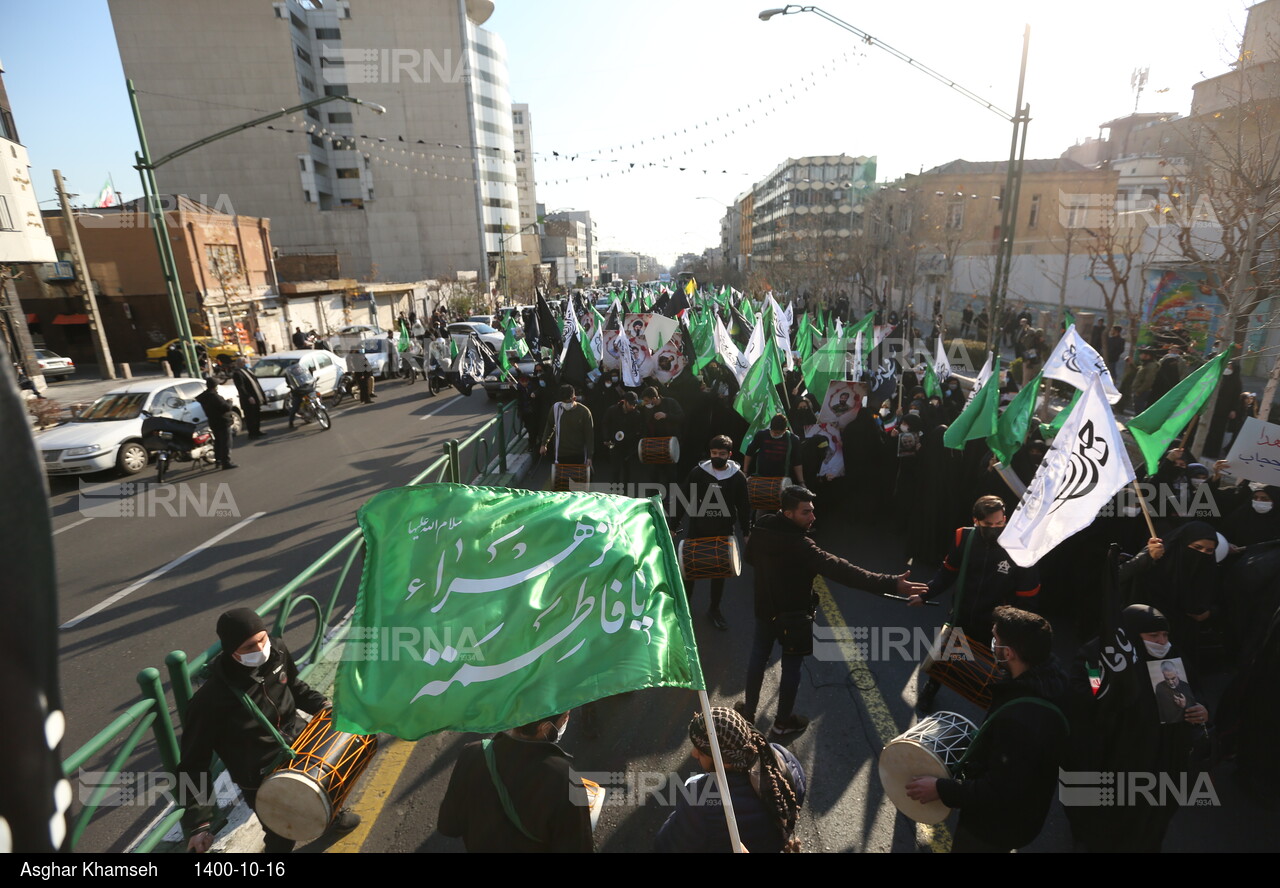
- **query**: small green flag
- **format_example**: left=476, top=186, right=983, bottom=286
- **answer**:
left=989, top=373, right=1042, bottom=465
left=1039, top=388, right=1081, bottom=440
left=734, top=336, right=786, bottom=444
left=334, top=484, right=705, bottom=739
left=1128, top=348, right=1231, bottom=475
left=740, top=296, right=757, bottom=329
left=801, top=332, right=849, bottom=405
left=690, top=310, right=717, bottom=373
left=398, top=321, right=411, bottom=354
left=943, top=357, right=1002, bottom=450
left=923, top=362, right=942, bottom=400
left=795, top=313, right=817, bottom=364
left=450, top=336, right=459, bottom=360
left=498, top=322, right=516, bottom=372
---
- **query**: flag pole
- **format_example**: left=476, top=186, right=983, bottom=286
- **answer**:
left=1132, top=479, right=1158, bottom=539
left=696, top=689, right=745, bottom=853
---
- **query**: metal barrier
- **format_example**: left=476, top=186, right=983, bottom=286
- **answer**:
left=62, top=401, right=527, bottom=852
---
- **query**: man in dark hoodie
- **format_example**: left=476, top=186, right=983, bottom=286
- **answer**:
left=738, top=486, right=925, bottom=738
left=905, top=605, right=1070, bottom=852
left=179, top=608, right=359, bottom=853
left=676, top=435, right=751, bottom=630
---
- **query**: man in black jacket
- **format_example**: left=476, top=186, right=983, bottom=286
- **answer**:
left=437, top=711, right=593, bottom=853
left=905, top=606, right=1069, bottom=852
left=229, top=357, right=267, bottom=439
left=180, top=608, right=358, bottom=853
left=739, top=487, right=925, bottom=737
left=195, top=378, right=237, bottom=470
left=676, top=435, right=751, bottom=631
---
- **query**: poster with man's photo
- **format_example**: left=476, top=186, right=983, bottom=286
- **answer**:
left=1147, top=658, right=1197, bottom=725
left=818, top=381, right=867, bottom=429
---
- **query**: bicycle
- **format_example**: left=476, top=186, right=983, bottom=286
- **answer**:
left=298, top=389, right=332, bottom=430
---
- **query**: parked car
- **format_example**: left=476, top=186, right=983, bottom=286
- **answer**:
left=36, top=378, right=242, bottom=476
left=35, top=348, right=76, bottom=379
left=145, top=336, right=255, bottom=365
left=324, top=325, right=384, bottom=354
left=482, top=355, right=536, bottom=400
left=252, top=350, right=347, bottom=412
left=467, top=314, right=496, bottom=327
left=447, top=322, right=505, bottom=354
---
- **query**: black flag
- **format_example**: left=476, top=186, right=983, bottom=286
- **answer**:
left=537, top=293, right=562, bottom=353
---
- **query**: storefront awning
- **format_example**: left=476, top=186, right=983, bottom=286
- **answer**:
left=52, top=314, right=89, bottom=325
left=26, top=313, right=38, bottom=323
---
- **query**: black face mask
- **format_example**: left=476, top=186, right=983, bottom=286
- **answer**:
left=710, top=457, right=729, bottom=470
left=978, top=525, right=1003, bottom=544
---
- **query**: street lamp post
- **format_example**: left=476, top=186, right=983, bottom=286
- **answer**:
left=760, top=6, right=1031, bottom=355
left=127, top=81, right=386, bottom=376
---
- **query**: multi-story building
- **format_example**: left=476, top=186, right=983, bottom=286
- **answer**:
left=545, top=210, right=598, bottom=284
left=0, top=65, right=57, bottom=383
left=541, top=219, right=585, bottom=289
left=108, top=0, right=519, bottom=285
left=511, top=103, right=540, bottom=261
left=749, top=155, right=876, bottom=267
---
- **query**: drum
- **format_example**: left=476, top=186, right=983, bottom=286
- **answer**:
left=552, top=463, right=589, bottom=492
left=638, top=437, right=680, bottom=465
left=679, top=536, right=742, bottom=580
left=922, top=627, right=1000, bottom=709
left=255, top=709, right=378, bottom=843
left=747, top=475, right=792, bottom=511
left=878, top=711, right=977, bottom=824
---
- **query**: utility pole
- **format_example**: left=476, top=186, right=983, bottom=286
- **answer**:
left=54, top=170, right=115, bottom=379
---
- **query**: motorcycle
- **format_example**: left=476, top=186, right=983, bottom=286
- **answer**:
left=141, top=414, right=216, bottom=483
left=425, top=358, right=450, bottom=397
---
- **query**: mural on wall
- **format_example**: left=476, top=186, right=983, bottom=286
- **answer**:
left=1141, top=268, right=1271, bottom=359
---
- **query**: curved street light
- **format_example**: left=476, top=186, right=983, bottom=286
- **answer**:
left=759, top=5, right=1031, bottom=354
left=128, top=83, right=386, bottom=375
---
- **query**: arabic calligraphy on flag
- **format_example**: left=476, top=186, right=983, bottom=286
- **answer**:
left=333, top=485, right=705, bottom=739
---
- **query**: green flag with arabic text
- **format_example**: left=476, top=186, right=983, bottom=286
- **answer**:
left=334, top=485, right=704, bottom=739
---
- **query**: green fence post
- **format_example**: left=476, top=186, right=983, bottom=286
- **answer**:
left=166, top=650, right=194, bottom=726
left=447, top=440, right=461, bottom=483
left=496, top=404, right=509, bottom=473
left=137, top=667, right=180, bottom=774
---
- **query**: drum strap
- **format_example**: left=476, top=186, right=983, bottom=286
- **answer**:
left=954, top=697, right=1069, bottom=777
left=232, top=685, right=297, bottom=769
left=481, top=739, right=540, bottom=842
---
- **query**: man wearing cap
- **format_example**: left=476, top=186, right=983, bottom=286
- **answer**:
left=178, top=609, right=359, bottom=853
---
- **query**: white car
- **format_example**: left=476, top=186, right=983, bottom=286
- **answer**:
left=252, top=350, right=347, bottom=412
left=35, top=348, right=76, bottom=380
left=37, top=378, right=242, bottom=476
left=448, top=322, right=505, bottom=354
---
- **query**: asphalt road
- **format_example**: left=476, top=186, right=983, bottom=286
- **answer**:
left=45, top=380, right=502, bottom=851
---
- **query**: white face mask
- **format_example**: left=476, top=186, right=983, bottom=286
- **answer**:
left=551, top=716, right=569, bottom=743
left=990, top=637, right=1009, bottom=665
left=1190, top=478, right=1207, bottom=488
left=1254, top=501, right=1274, bottom=515
left=1144, top=639, right=1173, bottom=659
left=235, top=638, right=271, bottom=668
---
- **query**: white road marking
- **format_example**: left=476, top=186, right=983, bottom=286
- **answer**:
left=52, top=517, right=95, bottom=536
left=419, top=396, right=464, bottom=420
left=59, top=512, right=268, bottom=630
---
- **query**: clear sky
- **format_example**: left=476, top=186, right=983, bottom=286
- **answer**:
left=1, top=0, right=1254, bottom=268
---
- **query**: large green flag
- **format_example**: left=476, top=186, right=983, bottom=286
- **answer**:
left=801, top=332, right=849, bottom=405
left=498, top=322, right=516, bottom=372
left=734, top=336, right=785, bottom=443
left=795, top=313, right=817, bottom=364
left=397, top=320, right=411, bottom=354
left=740, top=295, right=757, bottom=329
left=989, top=372, right=1042, bottom=464
left=1128, top=348, right=1231, bottom=474
left=334, top=485, right=705, bottom=739
left=943, top=357, right=1002, bottom=450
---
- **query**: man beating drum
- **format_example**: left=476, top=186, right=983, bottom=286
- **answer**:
left=902, top=606, right=1069, bottom=853
left=179, top=609, right=361, bottom=853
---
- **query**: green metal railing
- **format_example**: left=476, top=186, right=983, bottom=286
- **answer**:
left=62, top=402, right=528, bottom=852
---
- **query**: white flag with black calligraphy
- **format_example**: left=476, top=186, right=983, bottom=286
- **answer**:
left=1000, top=374, right=1135, bottom=567
left=1043, top=325, right=1122, bottom=404
left=715, top=316, right=750, bottom=386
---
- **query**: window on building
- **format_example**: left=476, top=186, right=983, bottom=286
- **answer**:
left=1028, top=194, right=1041, bottom=229
left=1, top=109, right=20, bottom=143
left=512, top=110, right=524, bottom=125
left=336, top=168, right=361, bottom=179
left=1067, top=201, right=1086, bottom=229
left=331, top=137, right=356, bottom=151
left=320, top=56, right=345, bottom=68
left=300, top=76, right=315, bottom=92
left=946, top=200, right=965, bottom=230
left=303, top=190, right=313, bottom=203
left=289, top=11, right=306, bottom=31
left=206, top=244, right=243, bottom=283
left=299, top=158, right=308, bottom=171
left=0, top=195, right=15, bottom=231
left=295, top=45, right=312, bottom=64
left=315, top=27, right=342, bottom=39
left=324, top=84, right=349, bottom=96
left=306, top=108, right=320, bottom=121
left=328, top=112, right=353, bottom=124
left=310, top=134, right=324, bottom=148
left=339, top=198, right=364, bottom=208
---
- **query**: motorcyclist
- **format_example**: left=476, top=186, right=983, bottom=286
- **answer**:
left=284, top=360, right=318, bottom=431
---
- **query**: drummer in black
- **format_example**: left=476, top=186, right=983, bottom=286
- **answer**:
left=178, top=609, right=360, bottom=853
left=641, top=386, right=684, bottom=485
left=674, top=435, right=751, bottom=631
left=743, top=414, right=807, bottom=489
